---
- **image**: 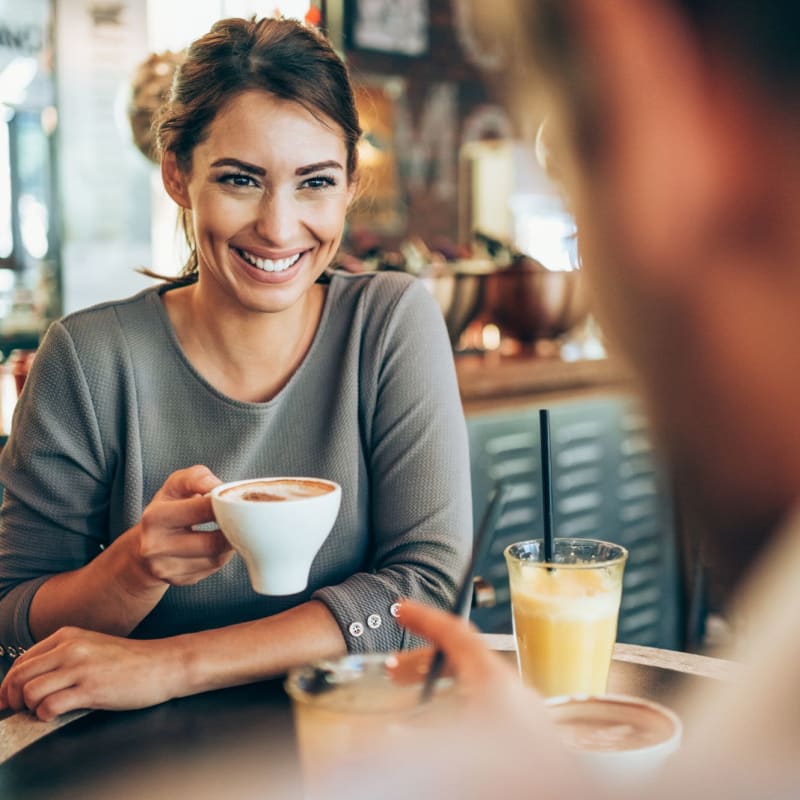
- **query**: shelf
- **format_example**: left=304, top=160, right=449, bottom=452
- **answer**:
left=456, top=353, right=635, bottom=413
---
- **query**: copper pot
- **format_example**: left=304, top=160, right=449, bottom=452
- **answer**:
left=7, top=349, right=36, bottom=396
left=485, top=256, right=589, bottom=344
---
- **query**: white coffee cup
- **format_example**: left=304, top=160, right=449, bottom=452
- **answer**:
left=544, top=694, right=682, bottom=787
left=210, top=477, right=341, bottom=596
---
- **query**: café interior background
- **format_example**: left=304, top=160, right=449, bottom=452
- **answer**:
left=0, top=0, right=575, bottom=349
left=0, top=0, right=733, bottom=651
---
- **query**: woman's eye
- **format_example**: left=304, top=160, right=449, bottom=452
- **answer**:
left=219, top=172, right=258, bottom=188
left=301, top=175, right=336, bottom=190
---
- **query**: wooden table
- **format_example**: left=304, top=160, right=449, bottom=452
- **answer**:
left=0, top=639, right=734, bottom=800
left=484, top=635, right=735, bottom=709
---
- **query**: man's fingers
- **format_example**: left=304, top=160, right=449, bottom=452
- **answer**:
left=397, top=600, right=480, bottom=652
left=396, top=600, right=509, bottom=689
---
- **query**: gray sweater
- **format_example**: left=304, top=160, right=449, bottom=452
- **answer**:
left=0, top=270, right=472, bottom=659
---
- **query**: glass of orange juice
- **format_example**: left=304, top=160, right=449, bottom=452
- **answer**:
left=504, top=538, right=628, bottom=697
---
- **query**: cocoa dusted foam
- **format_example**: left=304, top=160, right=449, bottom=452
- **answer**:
left=548, top=697, right=677, bottom=753
left=220, top=478, right=335, bottom=503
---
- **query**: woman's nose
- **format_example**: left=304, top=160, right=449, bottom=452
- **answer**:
left=254, top=191, right=297, bottom=244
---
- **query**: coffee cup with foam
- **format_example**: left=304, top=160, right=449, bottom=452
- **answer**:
left=545, top=694, right=682, bottom=787
left=210, top=477, right=341, bottom=595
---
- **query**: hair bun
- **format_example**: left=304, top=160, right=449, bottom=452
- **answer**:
left=127, top=50, right=185, bottom=163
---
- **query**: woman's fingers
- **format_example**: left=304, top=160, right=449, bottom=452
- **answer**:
left=129, top=466, right=234, bottom=587
left=140, top=493, right=217, bottom=533
left=158, top=464, right=221, bottom=500
left=146, top=552, right=235, bottom=585
left=1, top=629, right=178, bottom=719
left=141, top=528, right=232, bottom=561
left=11, top=668, right=80, bottom=718
left=30, top=686, right=86, bottom=721
left=0, top=631, right=80, bottom=710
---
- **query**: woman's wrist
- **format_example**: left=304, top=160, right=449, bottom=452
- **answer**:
left=149, top=635, right=199, bottom=701
left=28, top=542, right=169, bottom=641
left=52, top=528, right=172, bottom=636
left=105, top=526, right=171, bottom=598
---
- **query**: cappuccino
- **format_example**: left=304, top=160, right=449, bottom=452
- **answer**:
left=547, top=696, right=677, bottom=752
left=220, top=478, right=335, bottom=503
left=210, top=476, right=341, bottom=595
left=545, top=695, right=682, bottom=785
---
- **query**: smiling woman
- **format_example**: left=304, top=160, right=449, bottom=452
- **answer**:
left=0, top=17, right=471, bottom=721
left=160, top=90, right=354, bottom=338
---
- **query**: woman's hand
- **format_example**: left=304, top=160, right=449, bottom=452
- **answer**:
left=121, top=464, right=234, bottom=592
left=0, top=627, right=183, bottom=720
left=27, top=465, right=235, bottom=641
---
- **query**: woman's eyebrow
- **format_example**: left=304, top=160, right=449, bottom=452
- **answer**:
left=210, top=157, right=266, bottom=175
left=296, top=160, right=343, bottom=175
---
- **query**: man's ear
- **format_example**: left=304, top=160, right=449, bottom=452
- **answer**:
left=568, top=0, right=760, bottom=284
left=161, top=151, right=192, bottom=209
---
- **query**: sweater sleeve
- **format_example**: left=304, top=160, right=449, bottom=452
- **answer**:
left=0, top=321, right=109, bottom=662
left=313, top=278, right=473, bottom=651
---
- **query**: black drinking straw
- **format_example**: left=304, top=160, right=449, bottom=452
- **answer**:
left=419, top=481, right=511, bottom=703
left=539, top=408, right=555, bottom=564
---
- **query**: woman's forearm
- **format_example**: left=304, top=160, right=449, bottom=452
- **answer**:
left=171, top=600, right=347, bottom=696
left=28, top=526, right=169, bottom=640
left=0, top=599, right=349, bottom=719
left=27, top=472, right=236, bottom=643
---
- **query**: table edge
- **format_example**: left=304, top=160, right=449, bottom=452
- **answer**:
left=480, top=633, right=737, bottom=682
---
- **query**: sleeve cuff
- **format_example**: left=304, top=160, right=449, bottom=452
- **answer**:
left=313, top=574, right=413, bottom=653
left=0, top=575, right=49, bottom=670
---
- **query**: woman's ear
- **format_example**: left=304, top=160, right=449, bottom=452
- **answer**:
left=161, top=151, right=191, bottom=209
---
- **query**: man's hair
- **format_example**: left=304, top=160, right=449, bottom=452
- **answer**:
left=528, top=1, right=800, bottom=93
left=674, top=1, right=800, bottom=90
left=512, top=0, right=800, bottom=164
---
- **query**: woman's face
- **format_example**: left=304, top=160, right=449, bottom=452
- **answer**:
left=167, top=89, right=354, bottom=315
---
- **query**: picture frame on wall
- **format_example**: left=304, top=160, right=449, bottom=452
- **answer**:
left=350, top=0, right=429, bottom=57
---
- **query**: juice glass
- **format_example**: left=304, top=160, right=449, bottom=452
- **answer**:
left=285, top=652, right=457, bottom=796
left=504, top=538, right=628, bottom=697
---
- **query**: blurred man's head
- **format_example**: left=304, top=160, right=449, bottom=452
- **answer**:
left=509, top=2, right=800, bottom=588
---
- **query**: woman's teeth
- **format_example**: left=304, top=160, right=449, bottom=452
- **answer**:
left=238, top=249, right=301, bottom=272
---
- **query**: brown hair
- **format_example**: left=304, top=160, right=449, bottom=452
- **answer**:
left=154, top=17, right=361, bottom=279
